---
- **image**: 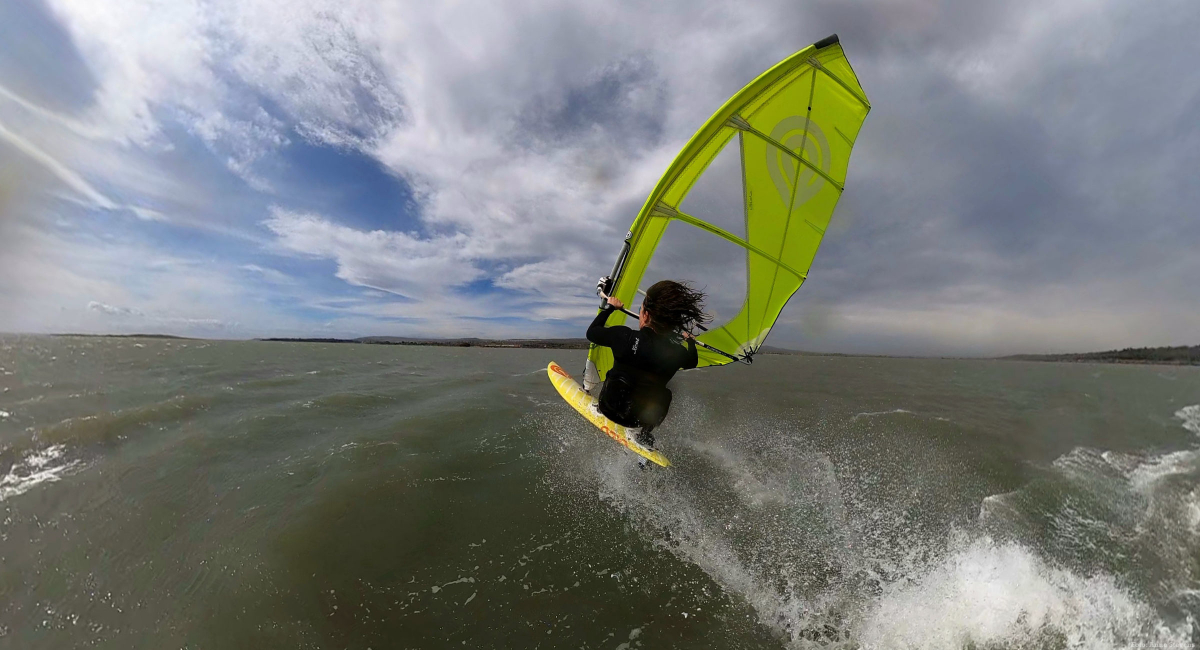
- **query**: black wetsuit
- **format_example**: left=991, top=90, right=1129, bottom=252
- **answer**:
left=586, top=306, right=698, bottom=431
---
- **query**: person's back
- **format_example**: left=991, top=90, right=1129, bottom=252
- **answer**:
left=585, top=280, right=708, bottom=447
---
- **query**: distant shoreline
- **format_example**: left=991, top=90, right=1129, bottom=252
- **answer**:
left=999, top=345, right=1200, bottom=366
left=51, top=333, right=196, bottom=340
left=258, top=336, right=592, bottom=350
left=33, top=333, right=1200, bottom=365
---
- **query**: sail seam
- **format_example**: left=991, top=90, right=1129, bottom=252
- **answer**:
left=760, top=70, right=816, bottom=333
left=739, top=130, right=752, bottom=357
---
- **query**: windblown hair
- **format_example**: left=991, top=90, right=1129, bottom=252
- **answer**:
left=642, top=280, right=711, bottom=333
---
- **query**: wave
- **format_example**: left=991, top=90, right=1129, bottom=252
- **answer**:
left=1178, top=405, right=1200, bottom=437
left=34, top=393, right=215, bottom=447
left=0, top=444, right=84, bottom=502
left=0, top=394, right=223, bottom=502
left=301, top=391, right=397, bottom=412
left=973, top=407, right=1200, bottom=642
left=237, top=375, right=305, bottom=389
left=850, top=409, right=912, bottom=422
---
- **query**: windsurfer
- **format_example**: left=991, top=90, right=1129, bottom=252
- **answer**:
left=585, top=281, right=708, bottom=448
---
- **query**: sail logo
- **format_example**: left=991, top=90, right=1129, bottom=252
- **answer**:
left=766, top=116, right=830, bottom=208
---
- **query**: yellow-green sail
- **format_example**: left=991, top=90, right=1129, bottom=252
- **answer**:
left=586, top=34, right=870, bottom=381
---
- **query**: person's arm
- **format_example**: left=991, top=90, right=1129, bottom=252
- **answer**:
left=586, top=305, right=615, bottom=343
left=586, top=306, right=633, bottom=351
left=681, top=331, right=698, bottom=369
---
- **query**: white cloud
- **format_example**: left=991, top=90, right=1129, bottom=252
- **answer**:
left=128, top=206, right=168, bottom=222
left=494, top=259, right=592, bottom=296
left=87, top=301, right=141, bottom=316
left=42, top=0, right=403, bottom=181
left=264, top=207, right=481, bottom=299
left=239, top=263, right=293, bottom=284
left=43, top=0, right=218, bottom=146
left=0, top=118, right=114, bottom=209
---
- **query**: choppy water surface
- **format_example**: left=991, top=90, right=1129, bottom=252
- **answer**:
left=1, top=335, right=1198, bottom=648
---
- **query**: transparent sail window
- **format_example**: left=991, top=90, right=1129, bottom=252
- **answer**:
left=635, top=218, right=748, bottom=337
left=676, top=135, right=747, bottom=240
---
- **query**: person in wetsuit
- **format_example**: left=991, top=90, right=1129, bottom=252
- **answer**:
left=585, top=280, right=710, bottom=448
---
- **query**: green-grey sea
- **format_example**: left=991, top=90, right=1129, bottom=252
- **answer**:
left=1, top=335, right=1198, bottom=649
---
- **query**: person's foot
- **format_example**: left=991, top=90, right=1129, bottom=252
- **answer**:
left=635, top=429, right=655, bottom=449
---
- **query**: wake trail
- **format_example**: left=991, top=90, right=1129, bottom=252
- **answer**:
left=579, top=407, right=1198, bottom=648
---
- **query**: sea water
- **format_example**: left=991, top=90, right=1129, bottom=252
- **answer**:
left=0, top=335, right=1197, bottom=648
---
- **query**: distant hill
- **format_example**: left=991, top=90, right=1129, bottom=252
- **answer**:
left=1003, top=345, right=1200, bottom=365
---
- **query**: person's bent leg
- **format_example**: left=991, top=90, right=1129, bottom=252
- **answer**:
left=599, top=372, right=640, bottom=428
left=633, top=387, right=672, bottom=448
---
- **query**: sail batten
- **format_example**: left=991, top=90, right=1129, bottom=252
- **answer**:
left=669, top=211, right=808, bottom=281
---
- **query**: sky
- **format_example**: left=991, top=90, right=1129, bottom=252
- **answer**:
left=0, top=0, right=1197, bottom=356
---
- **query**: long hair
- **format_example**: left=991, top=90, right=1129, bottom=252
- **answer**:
left=641, top=280, right=711, bottom=333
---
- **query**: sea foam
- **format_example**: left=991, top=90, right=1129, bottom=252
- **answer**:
left=857, top=536, right=1190, bottom=649
left=0, top=444, right=83, bottom=502
left=1178, top=405, right=1200, bottom=437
